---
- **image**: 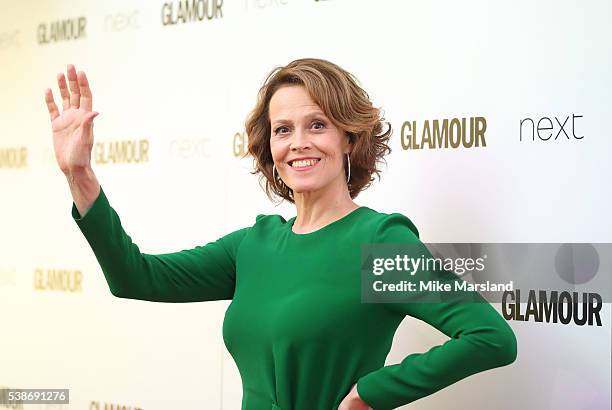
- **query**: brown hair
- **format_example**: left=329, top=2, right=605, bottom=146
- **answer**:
left=244, top=58, right=392, bottom=204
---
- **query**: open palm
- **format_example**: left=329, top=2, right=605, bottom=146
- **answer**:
left=44, top=64, right=99, bottom=175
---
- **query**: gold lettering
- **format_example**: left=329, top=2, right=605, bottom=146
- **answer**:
left=449, top=118, right=461, bottom=148
left=233, top=132, right=246, bottom=157
left=0, top=147, right=27, bottom=168
left=95, top=140, right=149, bottom=164
left=33, top=268, right=83, bottom=293
left=475, top=116, right=487, bottom=147
left=400, top=121, right=411, bottom=150
left=432, top=119, right=448, bottom=148
left=399, top=117, right=487, bottom=150
left=421, top=121, right=431, bottom=149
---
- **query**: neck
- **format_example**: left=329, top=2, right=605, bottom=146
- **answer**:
left=291, top=176, right=359, bottom=234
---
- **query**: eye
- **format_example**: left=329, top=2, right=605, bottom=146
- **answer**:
left=274, top=126, right=290, bottom=135
left=312, top=120, right=325, bottom=130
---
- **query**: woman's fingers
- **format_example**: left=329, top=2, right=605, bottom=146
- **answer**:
left=48, top=64, right=93, bottom=122
left=66, top=64, right=80, bottom=109
left=57, top=72, right=70, bottom=111
left=44, top=88, right=60, bottom=121
left=78, top=70, right=92, bottom=112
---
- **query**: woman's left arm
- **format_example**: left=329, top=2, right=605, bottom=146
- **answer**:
left=355, top=213, right=517, bottom=410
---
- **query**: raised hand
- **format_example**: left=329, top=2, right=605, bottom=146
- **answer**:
left=44, top=64, right=99, bottom=176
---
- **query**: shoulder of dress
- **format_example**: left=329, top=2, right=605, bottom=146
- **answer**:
left=254, top=213, right=289, bottom=226
left=366, top=209, right=420, bottom=239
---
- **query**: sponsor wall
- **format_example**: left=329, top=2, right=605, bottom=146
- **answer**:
left=0, top=0, right=610, bottom=409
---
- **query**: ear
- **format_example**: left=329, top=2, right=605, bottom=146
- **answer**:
left=344, top=132, right=354, bottom=153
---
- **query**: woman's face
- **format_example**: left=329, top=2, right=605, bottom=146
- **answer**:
left=268, top=85, right=350, bottom=197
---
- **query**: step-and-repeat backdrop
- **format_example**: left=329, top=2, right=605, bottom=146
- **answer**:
left=1, top=1, right=610, bottom=409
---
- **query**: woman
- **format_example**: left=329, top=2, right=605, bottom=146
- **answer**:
left=44, top=59, right=517, bottom=410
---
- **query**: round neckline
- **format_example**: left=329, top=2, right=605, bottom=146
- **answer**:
left=288, top=206, right=369, bottom=237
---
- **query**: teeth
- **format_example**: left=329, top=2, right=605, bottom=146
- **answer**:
left=291, top=159, right=319, bottom=168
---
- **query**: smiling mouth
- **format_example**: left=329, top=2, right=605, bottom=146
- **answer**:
left=288, top=158, right=321, bottom=169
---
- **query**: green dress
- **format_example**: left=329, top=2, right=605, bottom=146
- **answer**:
left=72, top=186, right=517, bottom=410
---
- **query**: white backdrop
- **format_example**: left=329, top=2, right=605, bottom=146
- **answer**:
left=0, top=1, right=610, bottom=409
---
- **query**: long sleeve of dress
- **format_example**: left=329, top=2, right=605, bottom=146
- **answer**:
left=71, top=185, right=249, bottom=302
left=356, top=213, right=517, bottom=409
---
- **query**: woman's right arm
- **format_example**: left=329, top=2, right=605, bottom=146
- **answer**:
left=71, top=183, right=248, bottom=302
left=45, top=64, right=245, bottom=302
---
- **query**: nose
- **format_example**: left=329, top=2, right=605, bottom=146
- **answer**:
left=289, top=128, right=311, bottom=151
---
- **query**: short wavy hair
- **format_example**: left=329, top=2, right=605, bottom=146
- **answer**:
left=244, top=58, right=392, bottom=204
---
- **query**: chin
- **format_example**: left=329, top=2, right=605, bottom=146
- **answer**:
left=289, top=183, right=324, bottom=195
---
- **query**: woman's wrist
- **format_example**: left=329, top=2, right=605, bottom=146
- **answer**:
left=65, top=166, right=100, bottom=217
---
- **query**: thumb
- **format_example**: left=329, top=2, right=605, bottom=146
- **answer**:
left=81, top=111, right=99, bottom=137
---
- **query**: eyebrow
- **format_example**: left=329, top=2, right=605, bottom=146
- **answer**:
left=271, top=111, right=328, bottom=127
